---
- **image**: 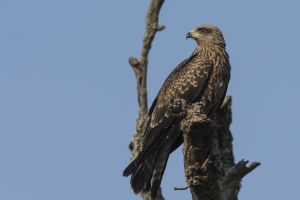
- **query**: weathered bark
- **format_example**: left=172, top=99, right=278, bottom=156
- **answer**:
left=177, top=96, right=260, bottom=200
left=128, top=0, right=166, bottom=199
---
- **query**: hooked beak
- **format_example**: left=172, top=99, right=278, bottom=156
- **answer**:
left=186, top=32, right=192, bottom=39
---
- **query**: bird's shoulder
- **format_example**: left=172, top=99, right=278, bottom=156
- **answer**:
left=149, top=51, right=213, bottom=128
left=158, top=52, right=212, bottom=104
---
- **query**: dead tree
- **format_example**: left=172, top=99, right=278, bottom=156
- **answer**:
left=127, top=1, right=260, bottom=199
left=128, top=0, right=166, bottom=199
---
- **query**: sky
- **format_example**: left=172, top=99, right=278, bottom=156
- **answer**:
left=0, top=0, right=299, bottom=199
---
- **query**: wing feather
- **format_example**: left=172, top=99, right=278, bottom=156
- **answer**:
left=142, top=53, right=213, bottom=150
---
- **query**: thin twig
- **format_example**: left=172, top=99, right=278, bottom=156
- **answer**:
left=174, top=186, right=190, bottom=191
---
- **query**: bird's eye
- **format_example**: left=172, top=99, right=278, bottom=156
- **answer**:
left=197, top=27, right=212, bottom=34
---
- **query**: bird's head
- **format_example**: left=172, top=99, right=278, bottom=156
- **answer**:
left=186, top=24, right=225, bottom=47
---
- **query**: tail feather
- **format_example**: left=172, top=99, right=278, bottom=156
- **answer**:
left=149, top=150, right=170, bottom=199
left=123, top=140, right=167, bottom=196
left=123, top=128, right=183, bottom=199
left=123, top=153, right=144, bottom=177
left=124, top=121, right=168, bottom=178
left=131, top=149, right=159, bottom=194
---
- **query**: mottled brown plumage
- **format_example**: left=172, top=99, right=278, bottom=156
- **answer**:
left=123, top=24, right=231, bottom=199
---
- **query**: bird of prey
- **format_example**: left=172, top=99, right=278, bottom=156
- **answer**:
left=123, top=24, right=231, bottom=199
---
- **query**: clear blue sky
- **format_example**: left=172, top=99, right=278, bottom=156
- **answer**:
left=0, top=0, right=299, bottom=199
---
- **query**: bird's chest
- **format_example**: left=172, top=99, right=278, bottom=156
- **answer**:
left=197, top=58, right=230, bottom=110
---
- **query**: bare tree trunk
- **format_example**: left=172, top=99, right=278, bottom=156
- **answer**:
left=178, top=96, right=260, bottom=200
left=128, top=0, right=166, bottom=199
